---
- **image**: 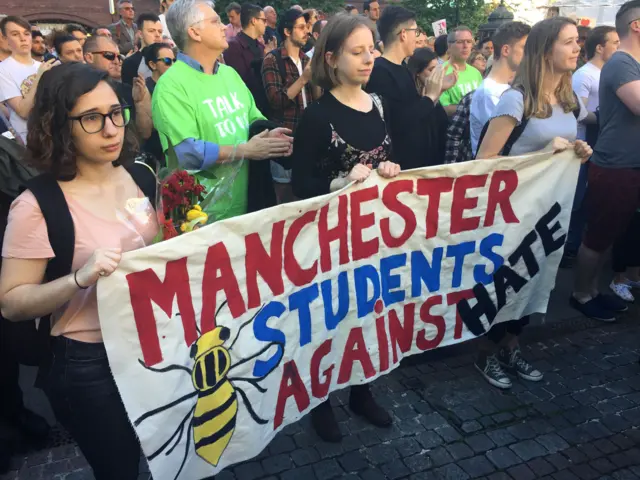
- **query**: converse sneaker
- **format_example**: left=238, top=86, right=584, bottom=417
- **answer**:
left=498, top=347, right=543, bottom=382
left=475, top=354, right=512, bottom=389
left=610, top=281, right=635, bottom=302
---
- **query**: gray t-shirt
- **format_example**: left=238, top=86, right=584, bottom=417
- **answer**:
left=591, top=51, right=640, bottom=169
left=491, top=88, right=587, bottom=156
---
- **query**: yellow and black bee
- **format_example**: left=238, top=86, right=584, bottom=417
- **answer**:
left=134, top=302, right=283, bottom=480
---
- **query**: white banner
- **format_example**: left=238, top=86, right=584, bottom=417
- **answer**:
left=98, top=151, right=580, bottom=480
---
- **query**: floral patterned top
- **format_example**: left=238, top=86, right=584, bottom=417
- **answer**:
left=291, top=92, right=394, bottom=199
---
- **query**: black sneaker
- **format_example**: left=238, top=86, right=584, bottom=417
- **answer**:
left=349, top=385, right=392, bottom=428
left=475, top=354, right=512, bottom=389
left=570, top=296, right=616, bottom=322
left=498, top=347, right=543, bottom=382
left=594, top=293, right=628, bottom=313
left=311, top=401, right=342, bottom=443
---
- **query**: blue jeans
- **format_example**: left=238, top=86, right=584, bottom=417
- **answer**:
left=566, top=163, right=589, bottom=255
left=42, top=337, right=140, bottom=480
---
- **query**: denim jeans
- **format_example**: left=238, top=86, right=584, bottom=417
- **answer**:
left=566, top=163, right=589, bottom=255
left=42, top=337, right=140, bottom=480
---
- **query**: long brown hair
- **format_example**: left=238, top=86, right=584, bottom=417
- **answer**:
left=513, top=16, right=578, bottom=119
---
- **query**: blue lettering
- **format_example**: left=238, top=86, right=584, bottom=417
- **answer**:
left=354, top=264, right=380, bottom=318
left=289, top=283, right=319, bottom=346
left=321, top=271, right=350, bottom=331
left=446, top=241, right=477, bottom=288
left=410, top=248, right=443, bottom=297
left=252, top=301, right=286, bottom=377
left=380, top=253, right=407, bottom=307
left=474, top=233, right=505, bottom=285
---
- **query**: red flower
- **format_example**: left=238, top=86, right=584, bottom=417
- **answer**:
left=162, top=218, right=178, bottom=240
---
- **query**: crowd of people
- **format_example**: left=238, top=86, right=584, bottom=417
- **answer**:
left=0, top=0, right=639, bottom=477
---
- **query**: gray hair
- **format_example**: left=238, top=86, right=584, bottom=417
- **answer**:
left=166, top=0, right=215, bottom=50
left=117, top=0, right=133, bottom=7
left=447, top=25, right=472, bottom=44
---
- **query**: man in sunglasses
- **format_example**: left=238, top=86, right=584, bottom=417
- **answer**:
left=84, top=35, right=153, bottom=141
left=122, top=12, right=163, bottom=86
left=109, top=0, right=138, bottom=55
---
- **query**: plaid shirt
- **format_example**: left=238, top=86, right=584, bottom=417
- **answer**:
left=444, top=91, right=474, bottom=164
left=261, top=46, right=314, bottom=132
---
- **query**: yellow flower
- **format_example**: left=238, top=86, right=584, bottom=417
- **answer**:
left=186, top=207, right=208, bottom=224
left=180, top=222, right=188, bottom=232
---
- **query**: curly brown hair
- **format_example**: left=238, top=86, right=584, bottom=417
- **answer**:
left=26, top=62, right=138, bottom=180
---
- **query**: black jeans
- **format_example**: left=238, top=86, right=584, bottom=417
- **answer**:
left=487, top=316, right=530, bottom=345
left=612, top=211, right=640, bottom=273
left=42, top=337, right=140, bottom=480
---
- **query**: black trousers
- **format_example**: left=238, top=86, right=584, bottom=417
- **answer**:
left=612, top=211, right=640, bottom=273
left=42, top=337, right=141, bottom=480
left=487, top=316, right=530, bottom=345
left=0, top=316, right=24, bottom=422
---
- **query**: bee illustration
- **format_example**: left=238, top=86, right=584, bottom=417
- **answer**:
left=134, top=302, right=283, bottom=479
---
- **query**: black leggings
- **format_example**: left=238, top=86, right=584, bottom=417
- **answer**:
left=487, top=316, right=530, bottom=345
left=612, top=211, right=640, bottom=273
left=42, top=337, right=141, bottom=480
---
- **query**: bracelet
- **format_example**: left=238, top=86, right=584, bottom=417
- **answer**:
left=74, top=270, right=89, bottom=290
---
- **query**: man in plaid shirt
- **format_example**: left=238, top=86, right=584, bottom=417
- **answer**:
left=444, top=90, right=474, bottom=164
left=261, top=8, right=316, bottom=202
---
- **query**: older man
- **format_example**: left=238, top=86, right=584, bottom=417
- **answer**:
left=83, top=35, right=152, bottom=140
left=153, top=0, right=292, bottom=219
left=264, top=5, right=280, bottom=44
left=109, top=0, right=138, bottom=54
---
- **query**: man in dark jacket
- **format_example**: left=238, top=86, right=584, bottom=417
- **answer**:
left=121, top=13, right=163, bottom=85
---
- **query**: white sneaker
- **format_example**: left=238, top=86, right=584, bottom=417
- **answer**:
left=623, top=278, right=640, bottom=289
left=610, top=281, right=635, bottom=302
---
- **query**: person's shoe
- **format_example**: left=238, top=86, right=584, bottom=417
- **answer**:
left=559, top=251, right=577, bottom=269
left=610, top=281, right=635, bottom=302
left=594, top=293, right=629, bottom=313
left=475, top=354, right=511, bottom=389
left=623, top=278, right=640, bottom=289
left=498, top=347, right=543, bottom=382
left=570, top=296, right=616, bottom=322
left=349, top=386, right=392, bottom=428
left=311, top=401, right=342, bottom=443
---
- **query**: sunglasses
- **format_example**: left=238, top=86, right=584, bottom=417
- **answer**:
left=91, top=51, right=124, bottom=62
left=156, top=57, right=175, bottom=66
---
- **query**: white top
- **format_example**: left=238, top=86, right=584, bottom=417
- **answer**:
left=159, top=13, right=172, bottom=40
left=572, top=62, right=600, bottom=141
left=470, top=77, right=510, bottom=155
left=0, top=57, right=40, bottom=144
left=292, top=56, right=307, bottom=109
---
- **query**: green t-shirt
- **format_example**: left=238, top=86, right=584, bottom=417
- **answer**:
left=439, top=63, right=483, bottom=107
left=152, top=60, right=265, bottom=221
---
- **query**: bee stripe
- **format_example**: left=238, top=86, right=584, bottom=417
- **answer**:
left=194, top=415, right=236, bottom=450
left=192, top=391, right=237, bottom=427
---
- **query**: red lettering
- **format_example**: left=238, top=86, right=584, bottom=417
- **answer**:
left=318, top=195, right=349, bottom=273
left=127, top=258, right=197, bottom=366
left=350, top=186, right=380, bottom=261
left=375, top=316, right=390, bottom=373
left=284, top=210, right=318, bottom=286
left=417, top=295, right=446, bottom=351
left=310, top=339, right=334, bottom=399
left=447, top=289, right=475, bottom=340
left=388, top=303, right=416, bottom=364
left=450, top=174, right=488, bottom=235
left=416, top=177, right=454, bottom=239
left=273, top=360, right=310, bottom=430
left=485, top=170, right=519, bottom=227
left=338, top=327, right=376, bottom=384
left=201, top=242, right=246, bottom=333
left=245, top=221, right=285, bottom=309
left=380, top=180, right=417, bottom=248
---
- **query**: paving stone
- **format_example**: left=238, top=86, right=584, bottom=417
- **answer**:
left=536, top=433, right=570, bottom=454
left=593, top=438, right=618, bottom=454
left=380, top=461, right=410, bottom=480
left=545, top=452, right=571, bottom=471
left=416, top=430, right=444, bottom=449
left=313, top=459, right=343, bottom=480
left=589, top=457, right=616, bottom=474
left=358, top=467, right=387, bottom=480
left=486, top=447, right=521, bottom=469
left=569, top=463, right=600, bottom=480
left=262, top=454, right=293, bottom=475
left=268, top=435, right=296, bottom=455
left=507, top=423, right=536, bottom=440
left=437, top=425, right=463, bottom=443
left=457, top=455, right=495, bottom=478
left=506, top=464, right=536, bottom=480
left=465, top=434, right=495, bottom=453
left=461, top=421, right=483, bottom=434
left=427, top=447, right=454, bottom=467
left=234, top=462, right=264, bottom=480
left=282, top=466, right=317, bottom=480
left=337, top=451, right=368, bottom=472
left=403, top=452, right=432, bottom=474
left=446, top=442, right=474, bottom=461
left=431, top=463, right=471, bottom=480
left=389, top=437, right=421, bottom=458
left=486, top=429, right=517, bottom=447
left=510, top=440, right=547, bottom=461
left=561, top=447, right=588, bottom=465
left=291, top=448, right=320, bottom=466
left=527, top=458, right=556, bottom=476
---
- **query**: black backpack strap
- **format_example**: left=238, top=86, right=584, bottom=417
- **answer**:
left=126, top=160, right=157, bottom=207
left=272, top=49, right=288, bottom=83
left=572, top=91, right=581, bottom=120
left=26, top=174, right=74, bottom=281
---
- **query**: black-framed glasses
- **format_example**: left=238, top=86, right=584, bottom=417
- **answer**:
left=156, top=57, right=175, bottom=66
left=255, top=17, right=267, bottom=23
left=398, top=27, right=423, bottom=36
left=90, top=51, right=124, bottom=62
left=69, top=106, right=131, bottom=134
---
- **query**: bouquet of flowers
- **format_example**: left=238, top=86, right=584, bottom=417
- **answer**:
left=158, top=169, right=208, bottom=240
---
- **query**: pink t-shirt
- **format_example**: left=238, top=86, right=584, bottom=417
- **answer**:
left=2, top=184, right=158, bottom=343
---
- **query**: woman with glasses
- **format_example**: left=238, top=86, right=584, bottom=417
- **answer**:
left=142, top=42, right=175, bottom=165
left=0, top=62, right=157, bottom=479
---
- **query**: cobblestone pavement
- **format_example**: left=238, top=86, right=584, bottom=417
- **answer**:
left=3, top=307, right=640, bottom=480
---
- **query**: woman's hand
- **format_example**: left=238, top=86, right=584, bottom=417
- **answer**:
left=377, top=161, right=401, bottom=178
left=75, top=248, right=122, bottom=288
left=574, top=140, right=593, bottom=163
left=423, top=64, right=445, bottom=102
left=545, top=137, right=571, bottom=153
left=347, top=164, right=372, bottom=183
